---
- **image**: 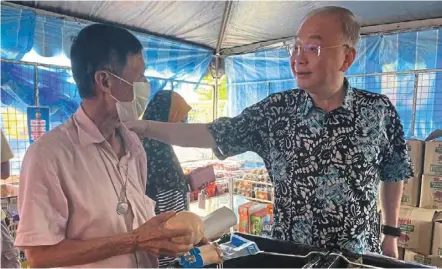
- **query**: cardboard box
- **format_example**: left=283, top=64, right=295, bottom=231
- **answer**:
left=398, top=206, right=437, bottom=255
left=419, top=175, right=442, bottom=209
left=404, top=250, right=442, bottom=267
left=401, top=176, right=422, bottom=207
left=406, top=140, right=425, bottom=175
left=237, top=202, right=266, bottom=234
left=424, top=140, right=442, bottom=176
left=432, top=213, right=442, bottom=256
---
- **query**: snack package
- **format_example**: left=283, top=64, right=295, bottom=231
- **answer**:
left=218, top=234, right=261, bottom=260
left=174, top=234, right=261, bottom=268
left=250, top=210, right=266, bottom=236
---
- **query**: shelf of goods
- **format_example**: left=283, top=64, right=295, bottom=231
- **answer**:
left=181, top=160, right=274, bottom=211
left=1, top=177, right=19, bottom=237
left=181, top=159, right=275, bottom=240
left=1, top=178, right=27, bottom=268
left=1, top=176, right=19, bottom=198
left=233, top=167, right=274, bottom=204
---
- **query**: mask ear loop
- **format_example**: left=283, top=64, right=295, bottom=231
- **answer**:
left=107, top=72, right=136, bottom=102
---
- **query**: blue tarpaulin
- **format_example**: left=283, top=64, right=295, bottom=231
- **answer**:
left=0, top=5, right=213, bottom=175
left=225, top=28, right=442, bottom=141
left=1, top=5, right=212, bottom=127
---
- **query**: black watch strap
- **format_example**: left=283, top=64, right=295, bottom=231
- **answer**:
left=381, top=225, right=402, bottom=237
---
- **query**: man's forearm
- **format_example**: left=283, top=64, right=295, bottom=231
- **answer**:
left=145, top=121, right=216, bottom=148
left=380, top=181, right=403, bottom=227
left=22, top=232, right=137, bottom=268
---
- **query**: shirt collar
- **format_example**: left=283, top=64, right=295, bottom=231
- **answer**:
left=300, top=78, right=354, bottom=117
left=73, top=105, right=142, bottom=156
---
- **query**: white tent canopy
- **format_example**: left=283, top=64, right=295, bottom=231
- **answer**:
left=10, top=1, right=442, bottom=55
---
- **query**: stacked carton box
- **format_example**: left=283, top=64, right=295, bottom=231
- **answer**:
left=432, top=219, right=442, bottom=256
left=398, top=207, right=442, bottom=266
left=420, top=138, right=442, bottom=209
left=407, top=140, right=425, bottom=175
left=404, top=250, right=442, bottom=267
left=423, top=140, right=442, bottom=176
left=398, top=206, right=436, bottom=255
left=401, top=140, right=424, bottom=207
left=395, top=133, right=442, bottom=267
left=420, top=175, right=442, bottom=209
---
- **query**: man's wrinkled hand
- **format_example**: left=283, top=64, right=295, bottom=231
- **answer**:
left=382, top=235, right=399, bottom=259
left=132, top=211, right=194, bottom=257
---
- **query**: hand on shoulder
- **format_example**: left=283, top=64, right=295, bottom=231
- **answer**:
left=122, top=120, right=149, bottom=138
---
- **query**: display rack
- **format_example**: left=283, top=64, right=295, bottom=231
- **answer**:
left=182, top=159, right=274, bottom=215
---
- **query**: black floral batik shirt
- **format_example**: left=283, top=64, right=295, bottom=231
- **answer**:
left=207, top=78, right=413, bottom=254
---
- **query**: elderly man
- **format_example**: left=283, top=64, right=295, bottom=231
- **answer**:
left=127, top=6, right=412, bottom=258
left=15, top=24, right=194, bottom=268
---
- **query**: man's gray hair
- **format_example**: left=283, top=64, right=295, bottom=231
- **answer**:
left=304, top=6, right=361, bottom=47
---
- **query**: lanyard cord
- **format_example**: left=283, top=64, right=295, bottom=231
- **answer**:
left=96, top=131, right=130, bottom=206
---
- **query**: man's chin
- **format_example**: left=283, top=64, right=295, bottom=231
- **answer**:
left=295, top=80, right=312, bottom=90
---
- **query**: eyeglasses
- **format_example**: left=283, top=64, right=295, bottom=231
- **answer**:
left=288, top=43, right=350, bottom=57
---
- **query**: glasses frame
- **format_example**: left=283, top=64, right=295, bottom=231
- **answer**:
left=288, top=43, right=350, bottom=57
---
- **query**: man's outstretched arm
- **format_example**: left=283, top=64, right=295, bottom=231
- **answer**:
left=126, top=97, right=271, bottom=159
left=126, top=121, right=216, bottom=148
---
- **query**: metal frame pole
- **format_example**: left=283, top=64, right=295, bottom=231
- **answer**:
left=34, top=64, right=39, bottom=107
left=410, top=72, right=420, bottom=137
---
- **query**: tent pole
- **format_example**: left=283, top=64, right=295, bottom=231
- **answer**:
left=213, top=0, right=232, bottom=123
left=214, top=56, right=220, bottom=122
left=215, top=1, right=233, bottom=54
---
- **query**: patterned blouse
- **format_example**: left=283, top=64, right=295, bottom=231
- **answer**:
left=207, top=78, right=413, bottom=254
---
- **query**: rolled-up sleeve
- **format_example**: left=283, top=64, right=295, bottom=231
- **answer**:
left=15, top=144, right=68, bottom=247
left=207, top=98, right=270, bottom=160
left=379, top=99, right=414, bottom=182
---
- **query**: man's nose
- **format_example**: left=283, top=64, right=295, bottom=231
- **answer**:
left=293, top=49, right=308, bottom=65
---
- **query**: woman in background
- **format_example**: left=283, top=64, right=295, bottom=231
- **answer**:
left=142, top=90, right=192, bottom=267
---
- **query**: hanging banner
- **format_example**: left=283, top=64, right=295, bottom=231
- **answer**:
left=26, top=106, right=49, bottom=144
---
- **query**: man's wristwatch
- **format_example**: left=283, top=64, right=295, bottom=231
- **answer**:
left=381, top=225, right=402, bottom=237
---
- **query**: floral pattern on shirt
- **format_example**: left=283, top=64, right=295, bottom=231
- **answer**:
left=207, top=79, right=413, bottom=254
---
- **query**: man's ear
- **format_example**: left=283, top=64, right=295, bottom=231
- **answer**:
left=340, top=47, right=356, bottom=73
left=94, top=70, right=112, bottom=94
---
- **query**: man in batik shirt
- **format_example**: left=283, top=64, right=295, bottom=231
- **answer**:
left=126, top=6, right=412, bottom=258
